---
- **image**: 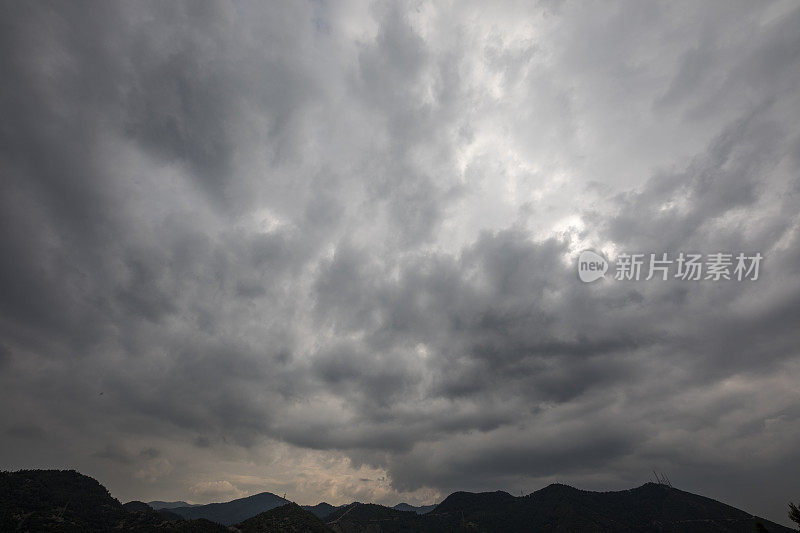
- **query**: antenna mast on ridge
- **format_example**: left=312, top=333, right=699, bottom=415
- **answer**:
left=652, top=470, right=672, bottom=487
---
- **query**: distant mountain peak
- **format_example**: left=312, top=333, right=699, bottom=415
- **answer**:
left=237, top=502, right=331, bottom=532
left=147, top=500, right=199, bottom=510
left=392, top=502, right=437, bottom=514
left=169, top=490, right=290, bottom=525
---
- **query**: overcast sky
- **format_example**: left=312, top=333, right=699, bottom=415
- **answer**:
left=2, top=0, right=800, bottom=526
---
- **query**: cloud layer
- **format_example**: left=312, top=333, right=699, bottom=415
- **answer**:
left=1, top=0, right=799, bottom=526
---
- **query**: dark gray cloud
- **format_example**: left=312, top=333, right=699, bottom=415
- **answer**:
left=1, top=0, right=799, bottom=526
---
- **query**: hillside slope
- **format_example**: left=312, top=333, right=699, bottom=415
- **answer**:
left=1, top=470, right=793, bottom=532
left=0, top=470, right=225, bottom=532
left=325, top=502, right=418, bottom=533
left=303, top=502, right=342, bottom=518
left=171, top=491, right=289, bottom=525
left=393, top=503, right=437, bottom=514
left=420, top=483, right=795, bottom=532
left=149, top=501, right=200, bottom=510
left=236, top=502, right=334, bottom=532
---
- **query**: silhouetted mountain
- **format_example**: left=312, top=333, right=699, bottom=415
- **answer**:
left=2, top=469, right=794, bottom=532
left=150, top=500, right=201, bottom=510
left=393, top=503, right=436, bottom=514
left=236, top=502, right=333, bottom=532
left=325, top=502, right=417, bottom=532
left=124, top=500, right=185, bottom=521
left=125, top=500, right=156, bottom=512
left=170, top=491, right=289, bottom=525
left=431, top=490, right=517, bottom=519
left=0, top=469, right=226, bottom=532
left=156, top=508, right=186, bottom=521
left=303, top=502, right=342, bottom=518
left=303, top=501, right=434, bottom=520
left=314, top=484, right=794, bottom=532
left=418, top=483, right=795, bottom=532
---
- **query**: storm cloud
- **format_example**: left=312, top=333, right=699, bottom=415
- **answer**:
left=1, top=0, right=799, bottom=527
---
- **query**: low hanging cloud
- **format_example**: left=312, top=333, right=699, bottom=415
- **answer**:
left=1, top=0, right=799, bottom=527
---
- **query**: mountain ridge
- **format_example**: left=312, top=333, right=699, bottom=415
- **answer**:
left=149, top=500, right=201, bottom=510
left=1, top=469, right=794, bottom=532
left=393, top=502, right=437, bottom=514
left=302, top=501, right=342, bottom=518
left=0, top=470, right=226, bottom=531
left=169, top=490, right=290, bottom=525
